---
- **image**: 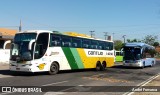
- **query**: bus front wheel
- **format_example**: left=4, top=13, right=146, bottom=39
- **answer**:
left=141, top=62, right=145, bottom=69
left=150, top=61, right=154, bottom=67
left=49, top=62, right=59, bottom=75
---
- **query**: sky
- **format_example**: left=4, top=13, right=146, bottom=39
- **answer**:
left=0, top=0, right=160, bottom=41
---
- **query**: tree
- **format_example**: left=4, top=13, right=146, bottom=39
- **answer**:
left=114, top=40, right=123, bottom=50
left=142, top=35, right=158, bottom=45
left=153, top=42, right=159, bottom=47
left=127, top=38, right=141, bottom=43
left=148, top=49, right=157, bottom=57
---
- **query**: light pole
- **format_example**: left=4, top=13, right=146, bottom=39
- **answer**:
left=90, top=31, right=95, bottom=38
left=122, top=35, right=126, bottom=43
left=103, top=32, right=108, bottom=40
left=112, top=33, right=115, bottom=41
left=19, top=20, right=22, bottom=32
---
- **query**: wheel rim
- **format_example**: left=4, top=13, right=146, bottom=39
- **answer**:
left=152, top=61, right=154, bottom=66
left=50, top=64, right=57, bottom=73
left=97, top=66, right=100, bottom=70
left=96, top=64, right=101, bottom=71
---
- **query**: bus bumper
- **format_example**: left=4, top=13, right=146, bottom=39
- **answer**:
left=10, top=65, right=33, bottom=72
left=123, top=62, right=142, bottom=67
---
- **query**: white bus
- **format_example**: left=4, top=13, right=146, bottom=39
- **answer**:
left=0, top=40, right=12, bottom=63
left=9, top=30, right=115, bottom=74
left=123, top=43, right=156, bottom=68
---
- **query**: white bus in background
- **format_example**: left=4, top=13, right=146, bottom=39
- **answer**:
left=0, top=40, right=11, bottom=63
left=123, top=43, right=156, bottom=68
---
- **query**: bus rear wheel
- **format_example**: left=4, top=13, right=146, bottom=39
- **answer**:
left=96, top=62, right=102, bottom=71
left=101, top=62, right=107, bottom=71
left=49, top=62, right=59, bottom=75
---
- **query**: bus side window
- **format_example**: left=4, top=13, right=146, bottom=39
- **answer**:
left=116, top=52, right=120, bottom=56
left=98, top=41, right=105, bottom=50
left=105, top=42, right=110, bottom=50
left=82, top=39, right=91, bottom=49
left=91, top=40, right=98, bottom=49
left=35, top=33, right=49, bottom=59
left=50, top=35, right=61, bottom=46
left=35, top=44, right=43, bottom=58
left=142, top=49, right=147, bottom=58
left=108, top=42, right=113, bottom=50
left=72, top=38, right=82, bottom=48
left=62, top=36, right=71, bottom=47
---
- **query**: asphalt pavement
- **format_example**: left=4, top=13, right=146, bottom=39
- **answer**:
left=0, top=61, right=159, bottom=95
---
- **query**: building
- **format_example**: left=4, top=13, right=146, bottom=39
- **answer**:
left=155, top=46, right=160, bottom=53
left=0, top=28, right=17, bottom=49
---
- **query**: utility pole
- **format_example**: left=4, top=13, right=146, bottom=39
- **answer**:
left=19, top=20, right=22, bottom=32
left=90, top=31, right=95, bottom=38
left=122, top=35, right=126, bottom=43
left=112, top=33, right=115, bottom=41
left=104, top=32, right=108, bottom=40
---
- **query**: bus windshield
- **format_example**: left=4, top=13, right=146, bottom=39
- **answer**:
left=10, top=33, right=37, bottom=61
left=124, top=47, right=141, bottom=60
left=14, top=33, right=37, bottom=42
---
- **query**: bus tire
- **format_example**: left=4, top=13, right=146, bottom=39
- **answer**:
left=141, top=62, right=145, bottom=69
left=101, top=61, right=107, bottom=71
left=49, top=62, right=59, bottom=75
left=150, top=61, right=154, bottom=67
left=96, top=62, right=102, bottom=71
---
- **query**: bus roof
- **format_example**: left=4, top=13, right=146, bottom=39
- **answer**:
left=125, top=42, right=154, bottom=48
left=16, top=30, right=113, bottom=42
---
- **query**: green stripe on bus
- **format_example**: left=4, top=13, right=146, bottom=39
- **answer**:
left=70, top=48, right=84, bottom=69
left=62, top=47, right=79, bottom=69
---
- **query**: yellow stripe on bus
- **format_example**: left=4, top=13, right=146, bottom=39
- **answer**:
left=77, top=48, right=114, bottom=68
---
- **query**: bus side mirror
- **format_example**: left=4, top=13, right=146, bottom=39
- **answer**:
left=28, top=39, right=35, bottom=50
left=120, top=48, right=124, bottom=55
left=3, top=40, right=11, bottom=49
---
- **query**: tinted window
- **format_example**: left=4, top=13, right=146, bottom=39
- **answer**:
left=72, top=38, right=82, bottom=48
left=62, top=36, right=72, bottom=47
left=105, top=42, right=110, bottom=50
left=98, top=41, right=105, bottom=50
left=109, top=42, right=113, bottom=50
left=34, top=33, right=49, bottom=59
left=14, top=33, right=36, bottom=42
left=116, top=52, right=120, bottom=56
left=82, top=39, right=91, bottom=48
left=50, top=35, right=61, bottom=46
left=91, top=40, right=98, bottom=49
